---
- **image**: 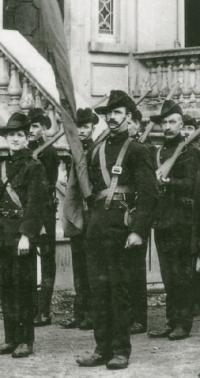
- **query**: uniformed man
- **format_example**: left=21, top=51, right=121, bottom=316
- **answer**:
left=127, top=108, right=142, bottom=140
left=0, top=112, right=47, bottom=357
left=149, top=100, right=199, bottom=340
left=183, top=114, right=198, bottom=138
left=28, top=108, right=59, bottom=326
left=77, top=90, right=157, bottom=369
left=60, top=108, right=98, bottom=330
left=182, top=115, right=200, bottom=315
left=127, top=108, right=148, bottom=335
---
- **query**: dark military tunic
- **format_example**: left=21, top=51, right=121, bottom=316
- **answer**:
left=29, top=138, right=59, bottom=318
left=0, top=148, right=47, bottom=345
left=154, top=134, right=199, bottom=332
left=87, top=130, right=157, bottom=358
left=70, top=138, right=93, bottom=325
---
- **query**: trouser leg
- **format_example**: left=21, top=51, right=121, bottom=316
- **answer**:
left=40, top=238, right=56, bottom=316
left=0, top=248, right=16, bottom=344
left=108, top=235, right=131, bottom=358
left=154, top=227, right=193, bottom=332
left=14, top=250, right=36, bottom=344
left=71, top=234, right=91, bottom=323
left=129, top=245, right=147, bottom=328
left=86, top=233, right=111, bottom=356
left=87, top=206, right=131, bottom=358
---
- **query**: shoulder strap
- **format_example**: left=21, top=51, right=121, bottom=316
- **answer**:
left=99, top=140, right=111, bottom=187
left=104, top=137, right=132, bottom=210
left=1, top=161, right=23, bottom=209
left=156, top=146, right=162, bottom=169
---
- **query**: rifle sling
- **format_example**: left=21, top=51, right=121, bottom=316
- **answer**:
left=1, top=161, right=23, bottom=209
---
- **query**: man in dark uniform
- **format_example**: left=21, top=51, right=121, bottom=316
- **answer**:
left=77, top=90, right=157, bottom=369
left=28, top=108, right=59, bottom=326
left=149, top=100, right=199, bottom=340
left=0, top=112, right=47, bottom=357
left=182, top=114, right=200, bottom=315
left=127, top=108, right=148, bottom=335
left=61, top=108, right=98, bottom=330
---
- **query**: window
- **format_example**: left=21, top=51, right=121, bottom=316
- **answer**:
left=185, top=0, right=200, bottom=47
left=90, top=0, right=128, bottom=52
left=98, top=0, right=114, bottom=35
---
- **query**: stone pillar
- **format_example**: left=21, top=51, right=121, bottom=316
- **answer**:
left=0, top=0, right=3, bottom=29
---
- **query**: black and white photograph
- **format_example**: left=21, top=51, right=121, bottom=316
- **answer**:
left=0, top=0, right=199, bottom=377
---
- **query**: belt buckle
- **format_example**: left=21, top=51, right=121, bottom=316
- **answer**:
left=112, top=165, right=122, bottom=175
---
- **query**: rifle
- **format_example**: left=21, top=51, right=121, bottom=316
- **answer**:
left=32, top=128, right=65, bottom=159
left=156, top=127, right=200, bottom=181
left=138, top=82, right=181, bottom=144
left=135, top=81, right=157, bottom=106
left=32, top=94, right=109, bottom=159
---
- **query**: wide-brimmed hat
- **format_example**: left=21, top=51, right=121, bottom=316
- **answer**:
left=0, top=112, right=30, bottom=135
left=150, top=100, right=183, bottom=123
left=183, top=114, right=199, bottom=129
left=28, top=108, right=51, bottom=129
left=95, top=90, right=138, bottom=117
left=76, top=108, right=99, bottom=127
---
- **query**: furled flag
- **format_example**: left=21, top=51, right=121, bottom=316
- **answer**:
left=40, top=0, right=92, bottom=200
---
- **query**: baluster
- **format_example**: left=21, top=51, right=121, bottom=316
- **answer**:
left=19, top=77, right=35, bottom=112
left=189, top=57, right=196, bottom=102
left=46, top=104, right=59, bottom=136
left=146, top=61, right=159, bottom=98
left=181, top=58, right=192, bottom=100
left=193, top=57, right=200, bottom=100
left=0, top=53, right=9, bottom=98
left=171, top=60, right=181, bottom=99
left=8, top=64, right=22, bottom=110
left=166, top=58, right=174, bottom=92
left=159, top=60, right=169, bottom=98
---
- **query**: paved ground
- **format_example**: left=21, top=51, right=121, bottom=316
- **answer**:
left=0, top=307, right=200, bottom=378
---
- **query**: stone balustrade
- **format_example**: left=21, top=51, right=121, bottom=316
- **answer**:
left=134, top=47, right=200, bottom=120
left=0, top=50, right=62, bottom=141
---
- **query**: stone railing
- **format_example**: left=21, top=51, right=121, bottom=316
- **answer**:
left=133, top=47, right=200, bottom=120
left=0, top=30, right=69, bottom=153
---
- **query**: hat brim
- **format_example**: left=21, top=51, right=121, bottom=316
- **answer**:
left=77, top=113, right=99, bottom=126
left=150, top=115, right=162, bottom=124
left=150, top=107, right=183, bottom=124
left=0, top=125, right=30, bottom=135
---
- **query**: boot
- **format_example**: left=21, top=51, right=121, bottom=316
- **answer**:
left=148, top=326, right=172, bottom=338
left=107, top=355, right=128, bottom=370
left=59, top=318, right=78, bottom=329
left=168, top=326, right=189, bottom=341
left=0, top=343, right=16, bottom=355
left=76, top=351, right=107, bottom=367
left=12, top=343, right=33, bottom=358
left=34, top=313, right=51, bottom=327
left=79, top=315, right=93, bottom=330
left=130, top=322, right=146, bottom=334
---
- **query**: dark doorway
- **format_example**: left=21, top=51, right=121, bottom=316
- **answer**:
left=185, top=0, right=200, bottom=47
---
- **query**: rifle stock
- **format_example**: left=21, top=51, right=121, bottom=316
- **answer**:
left=138, top=82, right=181, bottom=145
left=156, top=128, right=200, bottom=180
left=32, top=128, right=65, bottom=159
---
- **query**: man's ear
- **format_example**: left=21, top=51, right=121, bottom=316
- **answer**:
left=126, top=111, right=132, bottom=120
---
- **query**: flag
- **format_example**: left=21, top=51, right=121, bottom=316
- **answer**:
left=40, top=0, right=92, bottom=200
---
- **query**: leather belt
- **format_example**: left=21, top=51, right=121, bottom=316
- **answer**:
left=0, top=209, right=24, bottom=218
left=95, top=186, right=130, bottom=202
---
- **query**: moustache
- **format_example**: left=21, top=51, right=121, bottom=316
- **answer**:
left=108, top=119, right=119, bottom=126
left=164, top=131, right=173, bottom=136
